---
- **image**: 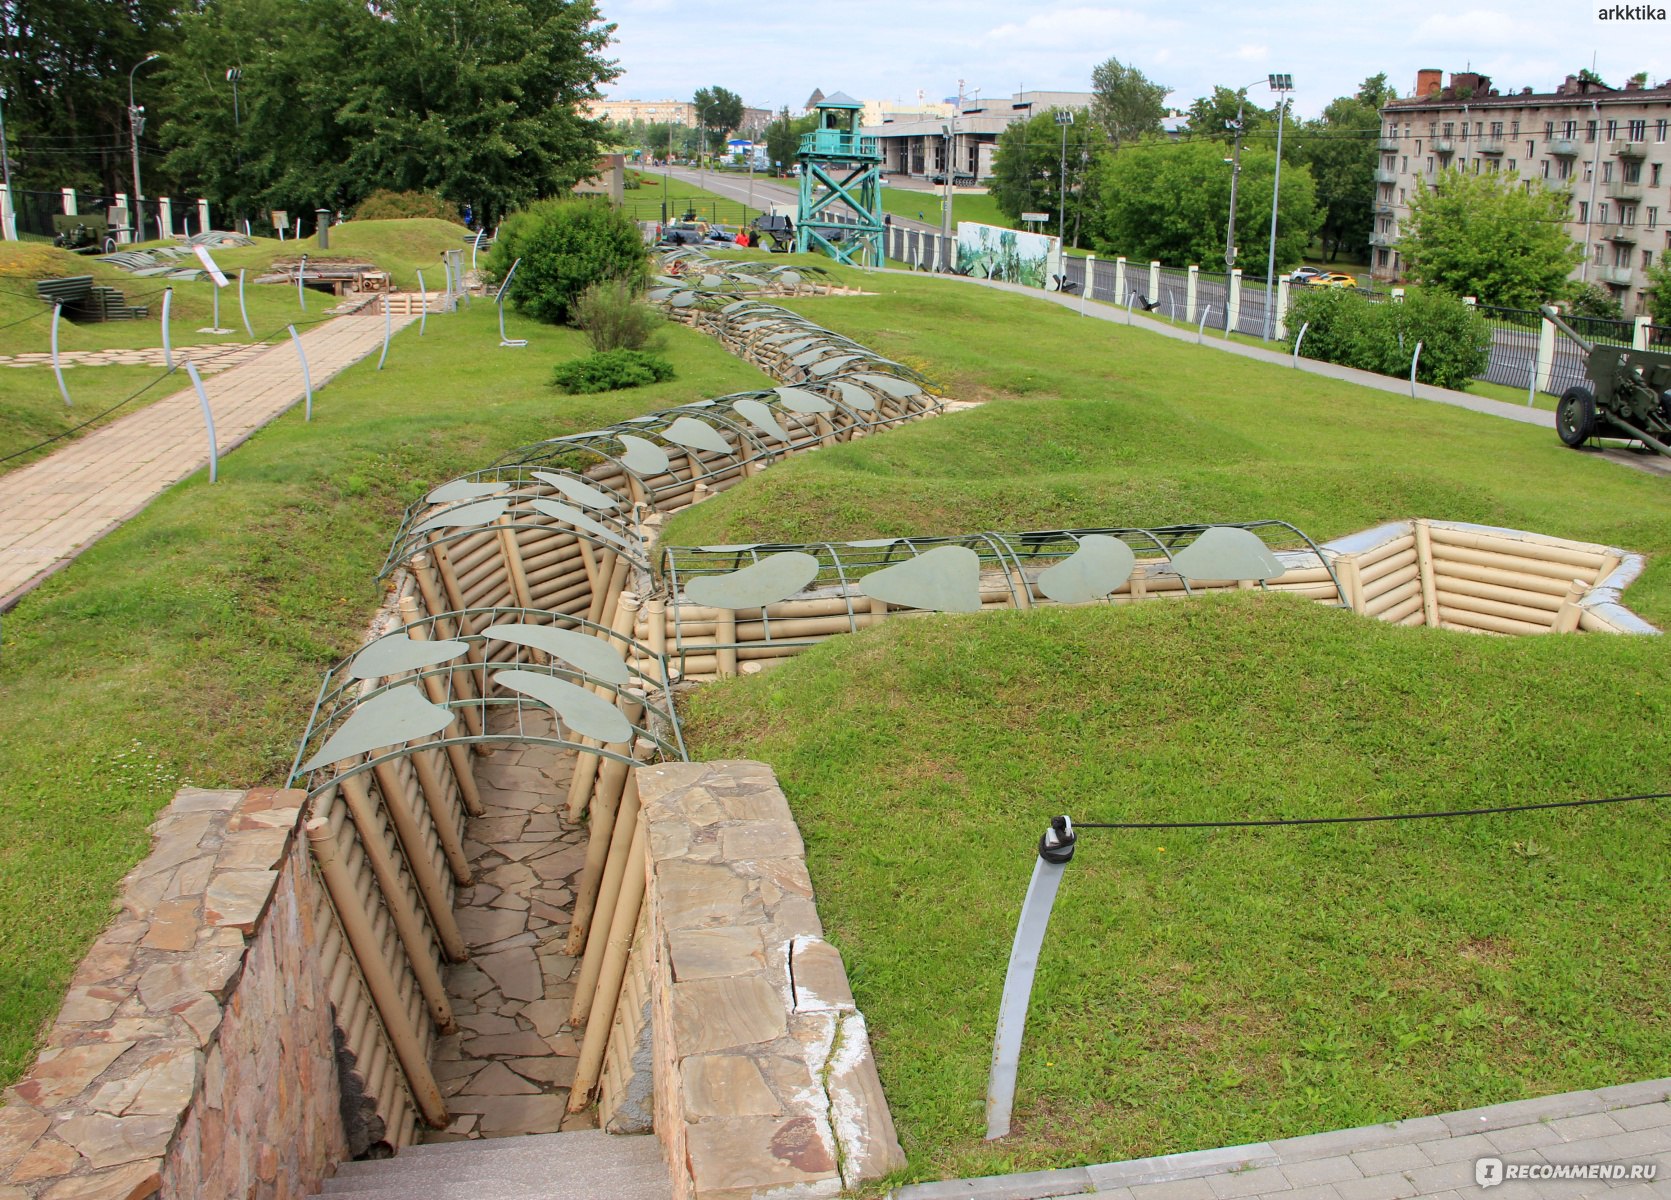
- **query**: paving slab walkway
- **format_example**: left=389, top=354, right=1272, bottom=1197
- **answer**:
left=0, top=304, right=416, bottom=609
left=429, top=709, right=597, bottom=1142
left=0, top=342, right=269, bottom=373
left=896, top=1079, right=1671, bottom=1200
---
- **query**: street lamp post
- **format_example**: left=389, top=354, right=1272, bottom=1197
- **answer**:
left=129, top=53, right=161, bottom=242
left=0, top=85, right=14, bottom=241
left=1055, top=110, right=1074, bottom=247
left=1223, top=78, right=1264, bottom=270
left=1261, top=73, right=1293, bottom=342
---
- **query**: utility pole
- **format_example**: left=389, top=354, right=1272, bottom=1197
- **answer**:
left=1262, top=73, right=1293, bottom=342
left=941, top=79, right=963, bottom=269
left=1580, top=98, right=1600, bottom=285
left=1224, top=94, right=1248, bottom=269
left=129, top=53, right=161, bottom=242
left=0, top=85, right=14, bottom=241
left=1055, top=110, right=1074, bottom=247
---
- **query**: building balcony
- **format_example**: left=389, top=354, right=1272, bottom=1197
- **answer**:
left=1377, top=136, right=1400, bottom=151
left=1548, top=138, right=1579, bottom=157
left=1373, top=166, right=1399, bottom=183
left=1368, top=231, right=1397, bottom=247
left=1612, top=140, right=1647, bottom=159
left=1434, top=138, right=1454, bottom=154
left=1598, top=263, right=1634, bottom=286
left=1477, top=139, right=1505, bottom=155
left=1607, top=181, right=1644, bottom=203
left=1604, top=224, right=1639, bottom=243
left=797, top=130, right=881, bottom=160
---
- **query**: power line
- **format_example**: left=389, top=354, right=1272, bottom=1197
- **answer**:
left=1073, top=790, right=1670, bottom=832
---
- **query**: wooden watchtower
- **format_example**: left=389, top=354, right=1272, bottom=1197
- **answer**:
left=795, top=91, right=885, bottom=267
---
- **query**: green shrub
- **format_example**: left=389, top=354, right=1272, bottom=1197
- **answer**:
left=550, top=349, right=674, bottom=394
left=1567, top=283, right=1622, bottom=320
left=354, top=190, right=461, bottom=223
left=1288, top=287, right=1487, bottom=391
left=573, top=278, right=665, bottom=352
left=486, top=199, right=648, bottom=325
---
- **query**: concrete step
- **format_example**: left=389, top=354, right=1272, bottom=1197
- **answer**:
left=314, top=1131, right=669, bottom=1199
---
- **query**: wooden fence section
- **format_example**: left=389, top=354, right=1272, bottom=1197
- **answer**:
left=1329, top=519, right=1649, bottom=636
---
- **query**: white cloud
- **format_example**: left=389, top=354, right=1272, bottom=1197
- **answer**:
left=1233, top=43, right=1269, bottom=63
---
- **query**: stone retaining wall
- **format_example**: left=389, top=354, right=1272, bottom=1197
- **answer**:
left=637, top=760, right=906, bottom=1200
left=0, top=788, right=347, bottom=1200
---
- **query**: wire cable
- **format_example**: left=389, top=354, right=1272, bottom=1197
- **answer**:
left=1073, top=791, right=1670, bottom=831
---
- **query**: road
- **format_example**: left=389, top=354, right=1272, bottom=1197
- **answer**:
left=657, top=167, right=949, bottom=236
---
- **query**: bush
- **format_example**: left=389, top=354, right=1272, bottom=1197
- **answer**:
left=1288, top=287, right=1487, bottom=391
left=550, top=349, right=674, bottom=394
left=1567, top=283, right=1622, bottom=321
left=354, top=190, right=461, bottom=223
left=485, top=199, right=648, bottom=325
left=573, top=278, right=665, bottom=352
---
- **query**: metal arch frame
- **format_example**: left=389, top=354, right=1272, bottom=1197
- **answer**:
left=380, top=506, right=650, bottom=583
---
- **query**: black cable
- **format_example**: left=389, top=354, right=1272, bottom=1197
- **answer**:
left=1074, top=790, right=1670, bottom=831
left=0, top=308, right=52, bottom=333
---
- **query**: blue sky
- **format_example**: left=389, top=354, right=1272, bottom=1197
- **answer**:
left=595, top=0, right=1667, bottom=120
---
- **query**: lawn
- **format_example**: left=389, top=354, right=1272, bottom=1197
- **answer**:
left=0, top=301, right=772, bottom=1088
left=665, top=273, right=1671, bottom=1181
left=619, top=170, right=765, bottom=227
left=0, top=220, right=471, bottom=473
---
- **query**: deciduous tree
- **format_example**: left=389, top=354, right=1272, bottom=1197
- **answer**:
left=1089, top=57, right=1167, bottom=150
left=692, top=86, right=743, bottom=154
left=1295, top=73, right=1392, bottom=261
left=1398, top=168, right=1583, bottom=307
left=988, top=108, right=1104, bottom=247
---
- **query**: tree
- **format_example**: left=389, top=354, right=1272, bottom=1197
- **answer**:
left=1295, top=74, right=1393, bottom=261
left=485, top=197, right=646, bottom=324
left=160, top=0, right=619, bottom=225
left=1184, top=86, right=1273, bottom=144
left=987, top=108, right=1104, bottom=247
left=1091, top=137, right=1319, bottom=273
left=763, top=107, right=813, bottom=175
left=1398, top=168, right=1583, bottom=307
left=1089, top=57, right=1167, bottom=150
left=692, top=86, right=743, bottom=154
left=1642, top=257, right=1671, bottom=326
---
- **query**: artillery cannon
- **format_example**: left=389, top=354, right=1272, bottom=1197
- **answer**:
left=1542, top=305, right=1671, bottom=456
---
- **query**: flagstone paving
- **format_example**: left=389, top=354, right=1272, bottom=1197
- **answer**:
left=0, top=343, right=269, bottom=373
left=427, top=711, right=598, bottom=1142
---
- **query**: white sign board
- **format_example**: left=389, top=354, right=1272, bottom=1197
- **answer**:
left=1020, top=212, right=1049, bottom=223
left=192, top=244, right=230, bottom=288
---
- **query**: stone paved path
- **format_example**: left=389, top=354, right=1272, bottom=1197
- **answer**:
left=429, top=712, right=597, bottom=1142
left=896, top=1079, right=1671, bottom=1200
left=0, top=342, right=269, bottom=374
left=0, top=305, right=416, bottom=608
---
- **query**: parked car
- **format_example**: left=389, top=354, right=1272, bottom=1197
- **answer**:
left=1290, top=266, right=1326, bottom=284
left=1312, top=272, right=1358, bottom=288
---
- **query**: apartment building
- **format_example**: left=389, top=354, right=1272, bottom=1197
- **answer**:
left=583, top=99, right=773, bottom=137
left=1375, top=69, right=1671, bottom=315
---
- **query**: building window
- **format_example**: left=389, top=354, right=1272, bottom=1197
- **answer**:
left=1526, top=139, right=1535, bottom=158
left=1511, top=120, right=1520, bottom=136
left=1650, top=207, right=1661, bottom=228
left=1508, top=159, right=1516, bottom=173
left=1603, top=160, right=1614, bottom=182
left=1429, top=121, right=1439, bottom=137
left=1490, top=120, right=1503, bottom=139
left=1404, top=123, right=1412, bottom=138
left=1624, top=160, right=1642, bottom=183
left=1646, top=250, right=1654, bottom=269
left=1427, top=156, right=1435, bottom=173
left=1558, top=158, right=1572, bottom=180
left=1402, top=156, right=1408, bottom=172
left=1398, top=187, right=1405, bottom=203
left=1415, top=139, right=1422, bottom=154
left=1377, top=248, right=1389, bottom=267
left=1542, top=160, right=1551, bottom=178
left=1475, top=121, right=1484, bottom=137
left=1599, top=203, right=1610, bottom=223
left=1545, top=120, right=1555, bottom=139
left=1563, top=120, right=1577, bottom=139
left=1606, top=118, right=1619, bottom=139
left=1579, top=200, right=1589, bottom=223
left=1628, top=119, right=1646, bottom=141
left=1657, top=118, right=1668, bottom=142
left=1586, top=119, right=1597, bottom=141
left=1653, top=163, right=1663, bottom=186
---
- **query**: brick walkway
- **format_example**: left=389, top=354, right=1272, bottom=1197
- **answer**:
left=896, top=1080, right=1671, bottom=1200
left=0, top=306, right=416, bottom=608
left=0, top=342, right=270, bottom=374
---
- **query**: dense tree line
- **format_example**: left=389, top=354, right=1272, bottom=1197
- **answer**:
left=1, top=0, right=618, bottom=224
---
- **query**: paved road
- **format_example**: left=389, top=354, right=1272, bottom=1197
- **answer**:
left=658, top=167, right=948, bottom=236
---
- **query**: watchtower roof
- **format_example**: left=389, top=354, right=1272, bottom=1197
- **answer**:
left=818, top=91, right=863, bottom=109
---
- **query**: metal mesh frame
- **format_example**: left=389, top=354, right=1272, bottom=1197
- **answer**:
left=287, top=606, right=686, bottom=796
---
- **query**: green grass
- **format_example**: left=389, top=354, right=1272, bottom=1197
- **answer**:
left=0, top=303, right=772, bottom=1088
left=0, top=220, right=472, bottom=471
left=877, top=185, right=1010, bottom=231
left=665, top=272, right=1671, bottom=1181
left=619, top=170, right=764, bottom=227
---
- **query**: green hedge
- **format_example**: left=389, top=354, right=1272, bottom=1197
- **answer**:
left=1288, top=289, right=1488, bottom=391
left=550, top=348, right=674, bottom=394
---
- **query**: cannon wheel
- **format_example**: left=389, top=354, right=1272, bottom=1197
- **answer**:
left=1556, top=386, right=1597, bottom=448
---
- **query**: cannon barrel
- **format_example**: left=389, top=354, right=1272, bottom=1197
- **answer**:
left=1540, top=305, right=1597, bottom=356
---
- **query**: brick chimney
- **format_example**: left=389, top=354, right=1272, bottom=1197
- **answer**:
left=1415, top=68, right=1442, bottom=97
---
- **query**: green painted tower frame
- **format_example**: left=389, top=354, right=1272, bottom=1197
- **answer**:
left=795, top=91, right=884, bottom=267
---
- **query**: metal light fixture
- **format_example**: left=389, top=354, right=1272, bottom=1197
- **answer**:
left=1262, top=73, right=1294, bottom=341
left=129, top=53, right=162, bottom=242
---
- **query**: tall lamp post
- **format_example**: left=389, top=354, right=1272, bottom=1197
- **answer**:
left=1223, top=77, right=1265, bottom=270
left=1055, top=110, right=1073, bottom=247
left=0, top=85, right=14, bottom=241
left=940, top=80, right=966, bottom=270
left=1261, top=73, right=1293, bottom=342
left=129, top=53, right=161, bottom=242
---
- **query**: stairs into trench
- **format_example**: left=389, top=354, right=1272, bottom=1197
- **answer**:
left=310, top=1129, right=671, bottom=1200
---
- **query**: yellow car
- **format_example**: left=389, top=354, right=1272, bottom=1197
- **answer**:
left=1311, top=272, right=1357, bottom=288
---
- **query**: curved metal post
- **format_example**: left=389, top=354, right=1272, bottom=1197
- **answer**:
left=184, top=362, right=218, bottom=483
left=378, top=292, right=392, bottom=370
left=416, top=269, right=427, bottom=336
left=51, top=303, right=72, bottom=408
left=1125, top=292, right=1134, bottom=325
left=289, top=324, right=314, bottom=420
left=1197, top=304, right=1212, bottom=344
left=1409, top=341, right=1423, bottom=398
left=160, top=287, right=174, bottom=371
left=297, top=253, right=308, bottom=311
left=1293, top=320, right=1309, bottom=367
left=238, top=269, right=253, bottom=337
left=211, top=281, right=220, bottom=331
left=497, top=257, right=527, bottom=348
left=987, top=815, right=1075, bottom=1141
left=471, top=226, right=486, bottom=270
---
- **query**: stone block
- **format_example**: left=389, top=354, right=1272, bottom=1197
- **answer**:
left=202, top=870, right=278, bottom=933
left=6, top=1043, right=134, bottom=1109
left=685, top=1115, right=840, bottom=1198
left=654, top=862, right=754, bottom=930
left=720, top=821, right=805, bottom=863
left=667, top=928, right=767, bottom=982
left=7, top=1134, right=79, bottom=1183
left=672, top=977, right=786, bottom=1055
left=826, top=1014, right=906, bottom=1184
left=683, top=1056, right=781, bottom=1118
left=41, top=1159, right=161, bottom=1200
left=789, top=938, right=854, bottom=1013
left=56, top=1113, right=175, bottom=1170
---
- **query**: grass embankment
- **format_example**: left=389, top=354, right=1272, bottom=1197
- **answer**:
left=0, top=220, right=468, bottom=473
left=620, top=170, right=764, bottom=227
left=0, top=303, right=772, bottom=1088
left=667, top=274, right=1671, bottom=1181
